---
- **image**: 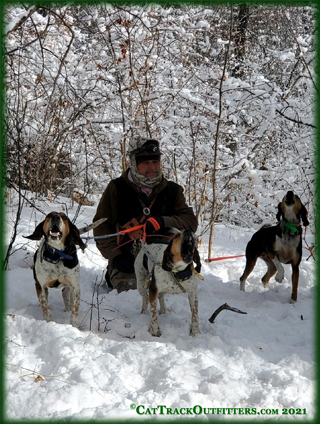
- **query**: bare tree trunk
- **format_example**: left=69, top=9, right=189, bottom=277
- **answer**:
left=232, top=4, right=249, bottom=78
left=3, top=117, right=25, bottom=270
left=121, top=135, right=127, bottom=172
left=189, top=122, right=197, bottom=207
left=208, top=7, right=234, bottom=260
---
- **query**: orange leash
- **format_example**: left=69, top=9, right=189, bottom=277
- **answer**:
left=83, top=223, right=147, bottom=242
left=113, top=232, right=172, bottom=251
left=89, top=224, right=246, bottom=261
left=119, top=224, right=145, bottom=234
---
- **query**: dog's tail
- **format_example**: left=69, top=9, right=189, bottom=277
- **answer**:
left=149, top=267, right=158, bottom=303
left=261, top=223, right=272, bottom=229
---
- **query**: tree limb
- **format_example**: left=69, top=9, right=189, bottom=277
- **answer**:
left=275, top=109, right=316, bottom=129
left=6, top=5, right=39, bottom=35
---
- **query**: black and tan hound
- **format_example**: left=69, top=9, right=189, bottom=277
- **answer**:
left=240, top=191, right=309, bottom=302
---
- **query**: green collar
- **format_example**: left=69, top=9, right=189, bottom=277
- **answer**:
left=280, top=220, right=300, bottom=236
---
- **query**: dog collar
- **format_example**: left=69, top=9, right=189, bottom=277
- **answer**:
left=171, top=267, right=193, bottom=293
left=173, top=266, right=193, bottom=282
left=43, top=243, right=74, bottom=262
left=280, top=220, right=301, bottom=236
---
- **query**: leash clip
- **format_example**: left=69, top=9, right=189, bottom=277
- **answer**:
left=143, top=207, right=151, bottom=216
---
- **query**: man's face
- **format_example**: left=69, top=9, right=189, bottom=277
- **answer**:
left=137, top=159, right=161, bottom=178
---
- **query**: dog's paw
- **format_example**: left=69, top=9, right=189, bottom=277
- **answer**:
left=275, top=272, right=284, bottom=283
left=190, top=327, right=200, bottom=336
left=43, top=315, right=52, bottom=322
left=240, top=281, right=246, bottom=291
left=149, top=325, right=161, bottom=337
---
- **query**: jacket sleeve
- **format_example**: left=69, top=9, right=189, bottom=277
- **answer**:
left=162, top=185, right=198, bottom=233
left=93, top=182, right=122, bottom=261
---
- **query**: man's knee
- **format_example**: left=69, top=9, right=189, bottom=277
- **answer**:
left=109, top=268, right=137, bottom=293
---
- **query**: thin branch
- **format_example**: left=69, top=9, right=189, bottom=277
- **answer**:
left=208, top=303, right=247, bottom=324
left=275, top=109, right=316, bottom=129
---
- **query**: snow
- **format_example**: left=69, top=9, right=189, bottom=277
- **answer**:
left=4, top=196, right=315, bottom=420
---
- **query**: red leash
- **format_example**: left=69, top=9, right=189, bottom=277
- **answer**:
left=205, top=255, right=245, bottom=263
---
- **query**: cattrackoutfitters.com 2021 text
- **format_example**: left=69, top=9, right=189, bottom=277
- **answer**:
left=131, top=404, right=307, bottom=416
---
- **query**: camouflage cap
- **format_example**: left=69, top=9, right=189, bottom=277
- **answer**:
left=127, top=136, right=161, bottom=158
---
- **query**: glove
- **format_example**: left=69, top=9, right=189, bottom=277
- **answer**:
left=112, top=253, right=135, bottom=273
left=145, top=216, right=164, bottom=235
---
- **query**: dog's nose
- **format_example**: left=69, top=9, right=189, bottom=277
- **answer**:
left=285, top=191, right=295, bottom=205
left=182, top=236, right=194, bottom=260
left=51, top=214, right=61, bottom=224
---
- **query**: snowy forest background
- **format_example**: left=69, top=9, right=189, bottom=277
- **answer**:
left=3, top=4, right=317, bottom=420
left=4, top=3, right=316, bottom=262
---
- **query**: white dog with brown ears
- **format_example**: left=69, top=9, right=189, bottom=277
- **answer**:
left=135, top=228, right=203, bottom=337
left=24, top=213, right=105, bottom=327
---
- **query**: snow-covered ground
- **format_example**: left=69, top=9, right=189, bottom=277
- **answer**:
left=4, top=196, right=315, bottom=420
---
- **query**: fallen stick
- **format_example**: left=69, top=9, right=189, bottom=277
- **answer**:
left=208, top=303, right=247, bottom=323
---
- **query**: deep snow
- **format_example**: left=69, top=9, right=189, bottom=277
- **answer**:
left=4, top=196, right=315, bottom=420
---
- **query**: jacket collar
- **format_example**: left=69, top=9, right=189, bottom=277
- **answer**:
left=122, top=170, right=168, bottom=195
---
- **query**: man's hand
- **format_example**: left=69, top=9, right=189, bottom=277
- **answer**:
left=145, top=216, right=164, bottom=235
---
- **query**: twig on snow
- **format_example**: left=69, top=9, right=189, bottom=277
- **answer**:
left=208, top=303, right=247, bottom=323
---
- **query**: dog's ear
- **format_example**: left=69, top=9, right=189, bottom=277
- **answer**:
left=162, top=227, right=181, bottom=237
left=300, top=204, right=309, bottom=227
left=162, top=240, right=174, bottom=271
left=23, top=221, right=45, bottom=241
left=69, top=221, right=87, bottom=250
left=193, top=247, right=202, bottom=273
left=276, top=202, right=283, bottom=222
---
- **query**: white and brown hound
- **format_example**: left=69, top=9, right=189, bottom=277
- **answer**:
left=240, top=191, right=309, bottom=302
left=24, top=212, right=87, bottom=327
left=135, top=228, right=202, bottom=337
